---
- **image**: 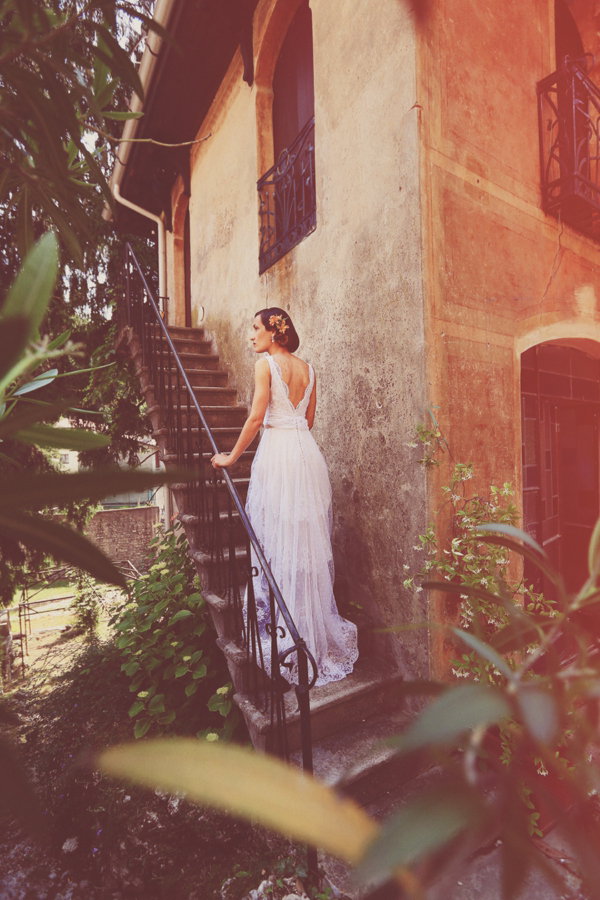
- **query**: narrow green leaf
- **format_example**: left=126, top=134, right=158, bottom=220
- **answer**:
left=103, top=110, right=144, bottom=121
left=357, top=787, right=483, bottom=886
left=452, top=628, right=515, bottom=680
left=185, top=682, right=198, bottom=697
left=387, top=683, right=511, bottom=754
left=475, top=525, right=563, bottom=590
left=0, top=468, right=195, bottom=512
left=1, top=233, right=58, bottom=340
left=0, top=511, right=126, bottom=588
left=47, top=329, right=71, bottom=350
left=475, top=523, right=547, bottom=559
left=0, top=400, right=70, bottom=439
left=13, top=368, right=58, bottom=396
left=97, top=740, right=377, bottom=863
left=11, top=424, right=110, bottom=451
left=517, top=687, right=559, bottom=745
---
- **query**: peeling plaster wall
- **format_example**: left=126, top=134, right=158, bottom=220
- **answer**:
left=186, top=0, right=427, bottom=676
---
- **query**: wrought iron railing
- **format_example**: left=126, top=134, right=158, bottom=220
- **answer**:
left=537, top=55, right=600, bottom=238
left=257, top=116, right=316, bottom=273
left=123, top=245, right=317, bottom=867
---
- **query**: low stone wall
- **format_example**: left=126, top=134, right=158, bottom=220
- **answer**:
left=86, top=506, right=160, bottom=572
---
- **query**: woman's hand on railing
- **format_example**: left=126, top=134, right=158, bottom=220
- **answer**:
left=211, top=452, right=234, bottom=468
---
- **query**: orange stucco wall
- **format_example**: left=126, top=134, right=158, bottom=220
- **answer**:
left=417, top=0, right=600, bottom=673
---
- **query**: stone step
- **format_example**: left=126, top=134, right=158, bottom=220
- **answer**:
left=165, top=449, right=255, bottom=478
left=158, top=404, right=247, bottom=429
left=190, top=545, right=250, bottom=591
left=163, top=367, right=229, bottom=387
left=234, top=656, right=404, bottom=753
left=156, top=426, right=256, bottom=456
left=146, top=351, right=220, bottom=370
left=144, top=329, right=213, bottom=356
left=143, top=383, right=240, bottom=408
left=292, top=708, right=422, bottom=806
left=177, top=507, right=248, bottom=546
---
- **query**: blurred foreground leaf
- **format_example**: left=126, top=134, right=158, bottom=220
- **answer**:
left=387, top=683, right=511, bottom=754
left=357, top=786, right=484, bottom=887
left=0, top=468, right=194, bottom=511
left=0, top=511, right=127, bottom=588
left=97, top=739, right=377, bottom=864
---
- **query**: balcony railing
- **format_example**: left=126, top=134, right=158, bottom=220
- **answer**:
left=537, top=55, right=600, bottom=238
left=257, top=116, right=316, bottom=274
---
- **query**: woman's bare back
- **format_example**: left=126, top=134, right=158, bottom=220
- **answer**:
left=271, top=353, right=311, bottom=408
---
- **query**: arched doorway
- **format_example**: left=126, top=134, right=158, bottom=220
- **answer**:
left=521, top=343, right=600, bottom=591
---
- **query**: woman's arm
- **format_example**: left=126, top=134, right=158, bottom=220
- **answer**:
left=306, top=371, right=317, bottom=429
left=211, top=358, right=270, bottom=468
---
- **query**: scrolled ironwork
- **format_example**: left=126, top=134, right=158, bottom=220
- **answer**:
left=257, top=116, right=316, bottom=274
left=537, top=55, right=600, bottom=238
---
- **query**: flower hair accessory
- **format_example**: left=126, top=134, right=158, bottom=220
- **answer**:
left=269, top=314, right=290, bottom=336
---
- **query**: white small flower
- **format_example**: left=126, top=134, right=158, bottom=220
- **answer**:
left=206, top=732, right=219, bottom=742
left=415, top=585, right=423, bottom=593
left=216, top=686, right=229, bottom=695
left=403, top=564, right=410, bottom=570
left=413, top=546, right=420, bottom=551
left=62, top=838, right=78, bottom=853
left=537, top=761, right=548, bottom=776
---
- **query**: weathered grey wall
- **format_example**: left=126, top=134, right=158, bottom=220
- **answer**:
left=86, top=507, right=160, bottom=572
left=185, top=0, right=429, bottom=677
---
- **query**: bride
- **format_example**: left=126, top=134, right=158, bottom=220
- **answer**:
left=211, top=307, right=358, bottom=686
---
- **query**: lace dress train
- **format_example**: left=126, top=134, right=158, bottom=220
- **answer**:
left=245, top=355, right=358, bottom=687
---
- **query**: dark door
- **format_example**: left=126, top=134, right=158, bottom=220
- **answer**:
left=521, top=344, right=600, bottom=596
left=558, top=405, right=599, bottom=591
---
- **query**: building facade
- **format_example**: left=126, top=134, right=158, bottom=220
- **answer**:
left=111, top=0, right=600, bottom=678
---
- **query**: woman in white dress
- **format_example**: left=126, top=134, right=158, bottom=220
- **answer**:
left=211, top=308, right=358, bottom=686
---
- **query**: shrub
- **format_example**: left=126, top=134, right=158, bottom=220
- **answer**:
left=111, top=529, right=236, bottom=740
left=71, top=572, right=102, bottom=642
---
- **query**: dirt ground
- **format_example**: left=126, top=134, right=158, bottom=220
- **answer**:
left=0, top=604, right=310, bottom=900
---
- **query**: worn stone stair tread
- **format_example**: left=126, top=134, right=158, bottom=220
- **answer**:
left=179, top=508, right=242, bottom=527
left=234, top=656, right=404, bottom=737
left=202, top=589, right=230, bottom=615
left=290, top=708, right=411, bottom=788
left=191, top=546, right=248, bottom=565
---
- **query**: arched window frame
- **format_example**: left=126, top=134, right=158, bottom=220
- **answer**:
left=254, top=0, right=316, bottom=274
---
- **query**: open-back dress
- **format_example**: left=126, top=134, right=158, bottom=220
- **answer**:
left=245, top=353, right=359, bottom=686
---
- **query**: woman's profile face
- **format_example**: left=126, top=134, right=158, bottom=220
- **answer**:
left=251, top=314, right=271, bottom=353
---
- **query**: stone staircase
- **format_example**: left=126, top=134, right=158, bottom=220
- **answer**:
left=120, top=322, right=417, bottom=812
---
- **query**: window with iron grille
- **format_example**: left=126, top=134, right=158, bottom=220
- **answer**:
left=257, top=0, right=316, bottom=274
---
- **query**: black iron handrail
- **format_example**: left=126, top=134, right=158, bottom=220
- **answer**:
left=123, top=245, right=317, bottom=835
left=537, top=55, right=600, bottom=238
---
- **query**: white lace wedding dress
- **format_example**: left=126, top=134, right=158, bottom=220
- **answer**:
left=245, top=354, right=359, bottom=687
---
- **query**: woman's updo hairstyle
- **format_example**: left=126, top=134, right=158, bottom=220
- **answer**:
left=255, top=307, right=300, bottom=353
